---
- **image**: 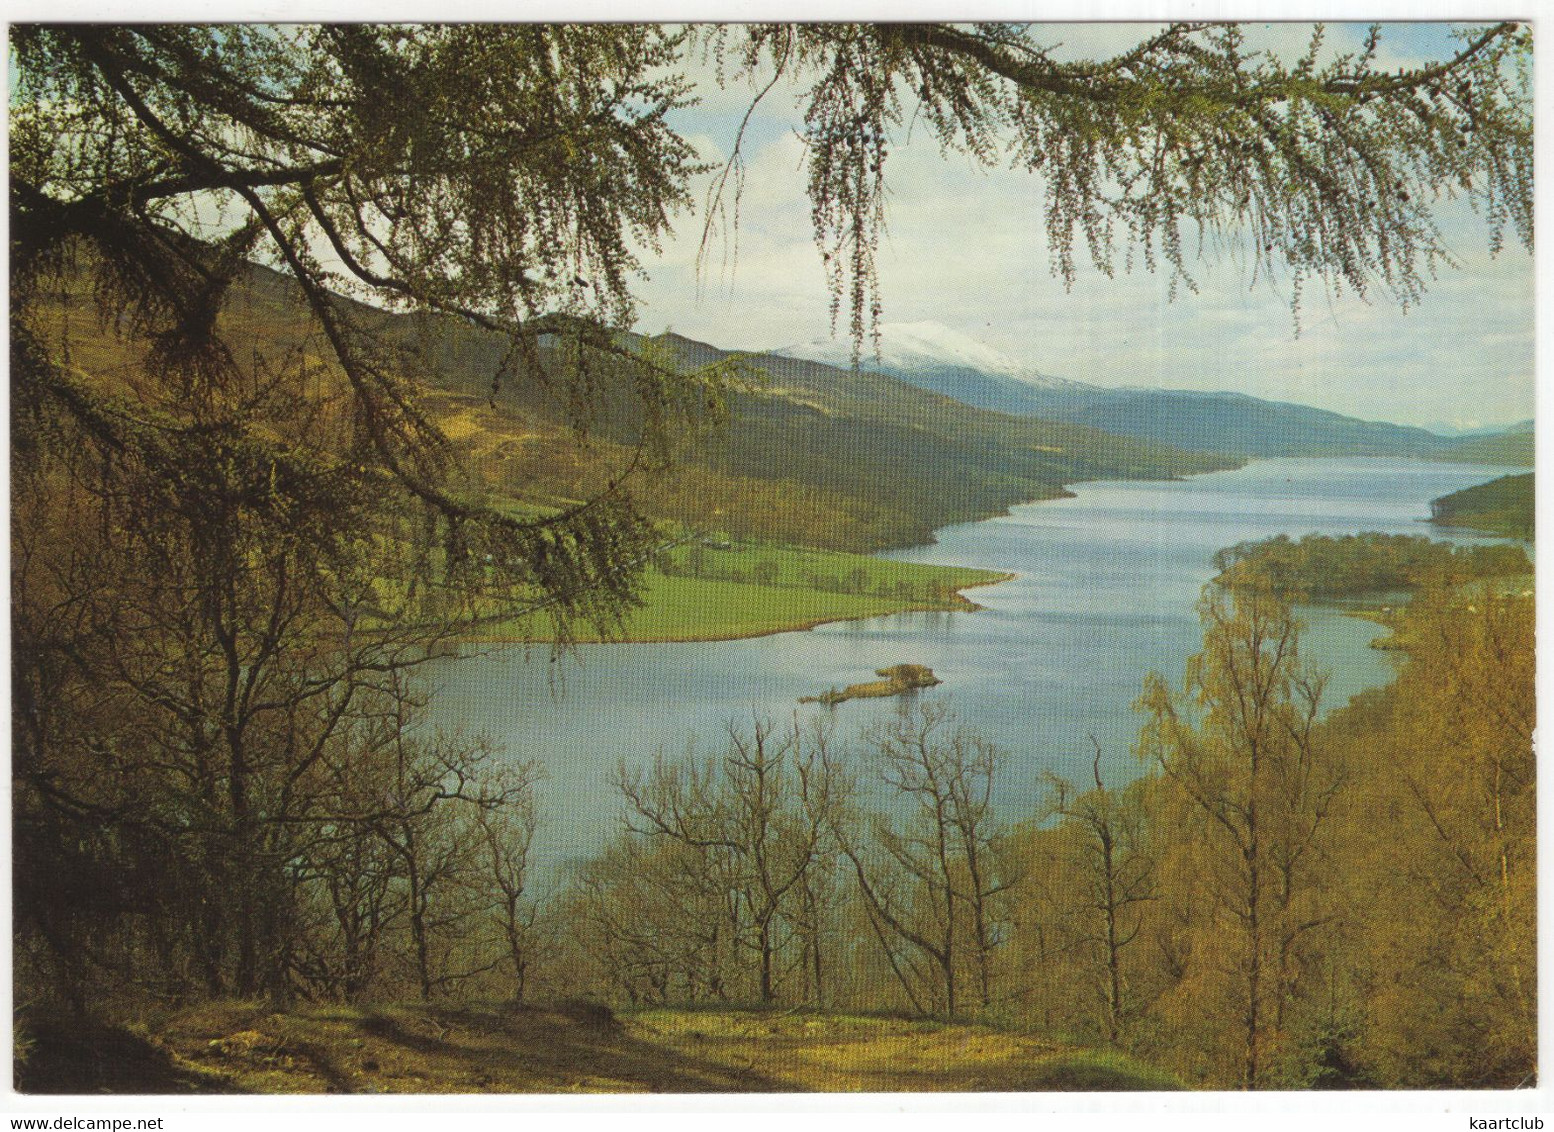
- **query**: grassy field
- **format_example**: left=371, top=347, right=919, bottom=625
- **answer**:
left=474, top=542, right=1013, bottom=643
left=15, top=1001, right=1182, bottom=1094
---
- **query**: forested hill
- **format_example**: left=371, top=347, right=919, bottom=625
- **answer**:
left=642, top=334, right=1236, bottom=547
left=408, top=305, right=1238, bottom=547
left=1430, top=472, right=1535, bottom=539
left=1434, top=421, right=1535, bottom=467
left=48, top=262, right=1234, bottom=552
left=827, top=369, right=1467, bottom=460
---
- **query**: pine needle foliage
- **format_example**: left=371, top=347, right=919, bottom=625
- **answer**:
left=704, top=22, right=1532, bottom=352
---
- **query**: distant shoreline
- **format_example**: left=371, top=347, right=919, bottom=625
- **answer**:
left=476, top=455, right=1529, bottom=648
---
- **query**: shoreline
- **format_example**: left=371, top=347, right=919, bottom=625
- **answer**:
left=462, top=455, right=1520, bottom=650
left=464, top=570, right=1018, bottom=646
left=462, top=461, right=1266, bottom=649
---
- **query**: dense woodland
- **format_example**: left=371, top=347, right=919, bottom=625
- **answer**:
left=1212, top=531, right=1531, bottom=597
left=10, top=23, right=1535, bottom=1094
left=1430, top=472, right=1536, bottom=540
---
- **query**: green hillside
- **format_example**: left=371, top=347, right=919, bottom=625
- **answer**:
left=49, top=262, right=1236, bottom=555
left=1430, top=472, right=1535, bottom=539
left=475, top=543, right=1010, bottom=642
left=393, top=304, right=1239, bottom=549
left=34, top=261, right=1236, bottom=643
left=855, top=362, right=1491, bottom=461
left=653, top=336, right=1236, bottom=547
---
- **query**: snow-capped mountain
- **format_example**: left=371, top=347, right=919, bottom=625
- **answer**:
left=772, top=319, right=1458, bottom=459
left=777, top=321, right=1092, bottom=393
left=1426, top=417, right=1533, bottom=438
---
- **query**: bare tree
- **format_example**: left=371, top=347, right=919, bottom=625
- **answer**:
left=839, top=705, right=1013, bottom=1017
left=471, top=763, right=545, bottom=1002
left=614, top=717, right=850, bottom=1005
left=566, top=834, right=731, bottom=1005
left=1040, top=739, right=1157, bottom=1046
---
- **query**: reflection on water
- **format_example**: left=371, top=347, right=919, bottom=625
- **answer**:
left=428, top=458, right=1522, bottom=871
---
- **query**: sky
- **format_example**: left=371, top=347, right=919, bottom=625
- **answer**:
left=9, top=17, right=1528, bottom=431
left=626, top=22, right=1536, bottom=432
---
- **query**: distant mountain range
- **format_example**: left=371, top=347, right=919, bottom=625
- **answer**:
left=778, top=323, right=1532, bottom=464
left=1428, top=418, right=1534, bottom=438
left=785, top=320, right=1091, bottom=393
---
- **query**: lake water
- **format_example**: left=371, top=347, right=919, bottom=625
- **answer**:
left=428, top=458, right=1521, bottom=872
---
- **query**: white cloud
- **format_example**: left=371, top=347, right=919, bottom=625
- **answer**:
left=630, top=22, right=1534, bottom=430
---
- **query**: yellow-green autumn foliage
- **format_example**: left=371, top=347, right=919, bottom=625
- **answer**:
left=1324, top=585, right=1534, bottom=1087
left=1009, top=583, right=1534, bottom=1089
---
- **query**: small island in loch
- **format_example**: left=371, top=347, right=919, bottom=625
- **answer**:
left=800, top=663, right=944, bottom=705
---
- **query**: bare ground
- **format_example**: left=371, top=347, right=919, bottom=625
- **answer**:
left=16, top=1001, right=1181, bottom=1095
